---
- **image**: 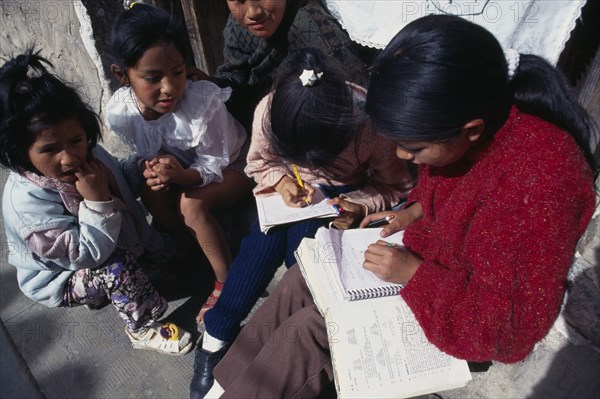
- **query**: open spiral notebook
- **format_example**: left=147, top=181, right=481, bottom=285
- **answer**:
left=312, top=226, right=405, bottom=301
left=255, top=186, right=340, bottom=233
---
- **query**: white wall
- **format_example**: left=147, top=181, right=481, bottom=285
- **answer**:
left=0, top=0, right=129, bottom=158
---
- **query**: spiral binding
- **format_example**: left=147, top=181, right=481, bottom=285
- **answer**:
left=347, top=285, right=403, bottom=301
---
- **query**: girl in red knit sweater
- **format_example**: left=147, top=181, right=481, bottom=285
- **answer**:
left=203, top=15, right=598, bottom=398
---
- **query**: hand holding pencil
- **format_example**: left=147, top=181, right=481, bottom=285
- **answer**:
left=274, top=170, right=315, bottom=208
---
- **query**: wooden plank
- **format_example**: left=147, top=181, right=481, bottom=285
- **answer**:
left=180, top=0, right=207, bottom=71
left=179, top=0, right=229, bottom=74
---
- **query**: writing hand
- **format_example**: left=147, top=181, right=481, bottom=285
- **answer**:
left=275, top=176, right=315, bottom=207
left=363, top=240, right=422, bottom=284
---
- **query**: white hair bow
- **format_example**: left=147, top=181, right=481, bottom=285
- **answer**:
left=299, top=69, right=323, bottom=87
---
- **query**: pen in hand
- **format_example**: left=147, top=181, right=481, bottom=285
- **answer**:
left=292, top=164, right=310, bottom=205
left=366, top=215, right=395, bottom=228
left=315, top=184, right=342, bottom=215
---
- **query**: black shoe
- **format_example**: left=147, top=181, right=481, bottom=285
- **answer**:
left=189, top=344, right=230, bottom=399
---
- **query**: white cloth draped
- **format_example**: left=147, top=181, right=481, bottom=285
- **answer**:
left=324, top=0, right=586, bottom=64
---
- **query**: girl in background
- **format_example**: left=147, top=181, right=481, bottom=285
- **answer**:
left=0, top=49, right=192, bottom=355
left=212, top=0, right=371, bottom=131
left=107, top=4, right=252, bottom=309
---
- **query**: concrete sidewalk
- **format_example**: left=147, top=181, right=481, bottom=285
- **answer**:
left=0, top=227, right=280, bottom=399
left=0, top=222, right=206, bottom=399
left=0, top=318, right=44, bottom=399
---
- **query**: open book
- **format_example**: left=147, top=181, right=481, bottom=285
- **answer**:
left=295, top=228, right=471, bottom=398
left=255, top=186, right=340, bottom=233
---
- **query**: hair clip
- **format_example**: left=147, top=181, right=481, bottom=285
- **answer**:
left=504, top=48, right=520, bottom=81
left=299, top=69, right=323, bottom=87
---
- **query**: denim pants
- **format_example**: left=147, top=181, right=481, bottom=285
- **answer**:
left=204, top=184, right=354, bottom=341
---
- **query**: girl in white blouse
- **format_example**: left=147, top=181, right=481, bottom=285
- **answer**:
left=106, top=4, right=252, bottom=311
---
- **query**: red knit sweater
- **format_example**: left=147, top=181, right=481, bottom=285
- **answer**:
left=400, top=108, right=596, bottom=363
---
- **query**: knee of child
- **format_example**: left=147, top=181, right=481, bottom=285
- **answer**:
left=280, top=266, right=308, bottom=293
left=282, top=305, right=328, bottom=345
left=180, top=196, right=211, bottom=222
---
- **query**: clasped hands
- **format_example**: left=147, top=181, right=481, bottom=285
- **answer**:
left=143, top=155, right=182, bottom=191
left=143, top=155, right=202, bottom=191
left=359, top=203, right=425, bottom=285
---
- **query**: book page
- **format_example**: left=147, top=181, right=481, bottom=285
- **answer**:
left=316, top=228, right=404, bottom=299
left=256, top=188, right=339, bottom=232
left=328, top=298, right=472, bottom=398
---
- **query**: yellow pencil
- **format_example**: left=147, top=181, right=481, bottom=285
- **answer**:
left=292, top=164, right=310, bottom=205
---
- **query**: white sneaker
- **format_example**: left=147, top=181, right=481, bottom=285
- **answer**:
left=126, top=322, right=192, bottom=356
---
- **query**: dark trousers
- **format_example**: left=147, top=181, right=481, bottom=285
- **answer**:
left=214, top=265, right=333, bottom=398
left=203, top=218, right=327, bottom=341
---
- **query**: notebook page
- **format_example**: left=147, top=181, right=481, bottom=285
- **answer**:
left=317, top=228, right=404, bottom=297
left=256, top=187, right=338, bottom=226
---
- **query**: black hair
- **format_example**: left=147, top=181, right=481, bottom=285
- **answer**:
left=266, top=48, right=364, bottom=169
left=110, top=3, right=190, bottom=70
left=366, top=14, right=599, bottom=172
left=0, top=48, right=101, bottom=173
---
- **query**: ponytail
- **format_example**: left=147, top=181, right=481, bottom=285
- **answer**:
left=266, top=48, right=364, bottom=168
left=0, top=48, right=101, bottom=173
left=510, top=54, right=599, bottom=171
left=366, top=14, right=598, bottom=175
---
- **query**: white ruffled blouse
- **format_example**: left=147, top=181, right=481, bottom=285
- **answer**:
left=105, top=80, right=247, bottom=186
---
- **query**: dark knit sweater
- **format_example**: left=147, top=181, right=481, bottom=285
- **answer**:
left=215, top=0, right=368, bottom=129
left=400, top=108, right=596, bottom=363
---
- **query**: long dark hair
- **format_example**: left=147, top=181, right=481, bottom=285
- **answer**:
left=110, top=3, right=189, bottom=69
left=266, top=48, right=364, bottom=168
left=0, top=48, right=101, bottom=173
left=366, top=14, right=598, bottom=172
